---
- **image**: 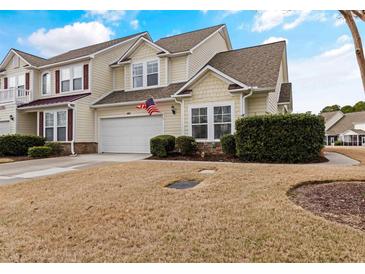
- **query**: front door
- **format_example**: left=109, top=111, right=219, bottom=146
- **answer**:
left=362, top=136, right=365, bottom=146
left=330, top=136, right=335, bottom=146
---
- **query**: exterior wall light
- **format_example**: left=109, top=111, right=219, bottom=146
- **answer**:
left=171, top=105, right=176, bottom=115
left=9, top=115, right=14, bottom=121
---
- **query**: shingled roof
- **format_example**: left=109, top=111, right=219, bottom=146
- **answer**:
left=278, top=82, right=292, bottom=103
left=326, top=111, right=365, bottom=135
left=207, top=41, right=286, bottom=88
left=94, top=83, right=186, bottom=106
left=155, top=24, right=224, bottom=53
left=3, top=32, right=148, bottom=68
left=18, top=93, right=91, bottom=109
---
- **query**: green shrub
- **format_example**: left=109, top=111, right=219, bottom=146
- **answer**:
left=176, top=136, right=198, bottom=156
left=28, top=146, right=52, bottom=158
left=334, top=140, right=343, bottom=146
left=0, top=134, right=45, bottom=156
left=235, top=114, right=325, bottom=163
left=220, top=134, right=236, bottom=156
left=45, top=142, right=64, bottom=156
left=150, top=135, right=176, bottom=157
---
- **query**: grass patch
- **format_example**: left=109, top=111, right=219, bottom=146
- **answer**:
left=1, top=161, right=365, bottom=262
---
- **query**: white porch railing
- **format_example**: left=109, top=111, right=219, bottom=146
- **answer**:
left=0, top=88, right=31, bottom=105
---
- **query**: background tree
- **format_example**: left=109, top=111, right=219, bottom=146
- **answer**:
left=353, top=100, right=365, bottom=112
left=320, top=105, right=341, bottom=113
left=339, top=10, right=365, bottom=91
left=341, top=105, right=354, bottom=113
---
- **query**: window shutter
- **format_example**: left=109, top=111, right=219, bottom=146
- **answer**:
left=25, top=72, right=30, bottom=92
left=55, top=70, right=60, bottom=94
left=83, top=64, right=89, bottom=90
left=4, top=77, right=8, bottom=89
left=39, top=112, right=44, bottom=137
left=67, top=109, right=73, bottom=141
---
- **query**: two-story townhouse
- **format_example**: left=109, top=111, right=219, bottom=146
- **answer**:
left=0, top=24, right=292, bottom=154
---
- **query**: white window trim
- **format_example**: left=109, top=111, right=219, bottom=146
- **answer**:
left=130, top=58, right=160, bottom=90
left=41, top=71, right=51, bottom=96
left=188, top=101, right=235, bottom=142
left=60, top=65, right=83, bottom=93
left=44, top=109, right=68, bottom=142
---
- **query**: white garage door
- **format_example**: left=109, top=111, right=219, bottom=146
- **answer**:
left=0, top=121, right=10, bottom=136
left=100, top=115, right=163, bottom=153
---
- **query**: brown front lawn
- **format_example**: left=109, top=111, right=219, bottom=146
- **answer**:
left=1, top=161, right=365, bottom=262
left=0, top=156, right=30, bottom=164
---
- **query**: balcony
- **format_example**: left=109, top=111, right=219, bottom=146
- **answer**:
left=0, top=88, right=31, bottom=105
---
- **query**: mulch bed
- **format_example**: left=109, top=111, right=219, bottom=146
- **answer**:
left=148, top=153, right=328, bottom=164
left=0, top=156, right=31, bottom=164
left=290, top=181, right=365, bottom=231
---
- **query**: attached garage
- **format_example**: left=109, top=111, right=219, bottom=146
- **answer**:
left=0, top=121, right=10, bottom=135
left=99, top=115, right=163, bottom=153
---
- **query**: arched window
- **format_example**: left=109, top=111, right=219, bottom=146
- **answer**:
left=42, top=73, right=51, bottom=95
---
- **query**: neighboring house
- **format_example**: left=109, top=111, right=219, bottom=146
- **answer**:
left=321, top=110, right=365, bottom=146
left=0, top=24, right=292, bottom=154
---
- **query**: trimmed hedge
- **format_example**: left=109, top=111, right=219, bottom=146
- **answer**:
left=176, top=136, right=198, bottom=156
left=220, top=134, right=236, bottom=156
left=28, top=146, right=52, bottom=158
left=235, top=114, right=325, bottom=163
left=45, top=142, right=64, bottom=156
left=334, top=140, right=343, bottom=146
left=150, top=135, right=176, bottom=157
left=0, top=134, right=45, bottom=156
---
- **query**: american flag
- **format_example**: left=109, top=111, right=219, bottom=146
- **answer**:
left=136, top=97, right=160, bottom=115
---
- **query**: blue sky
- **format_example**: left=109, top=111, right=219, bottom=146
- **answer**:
left=0, top=10, right=364, bottom=113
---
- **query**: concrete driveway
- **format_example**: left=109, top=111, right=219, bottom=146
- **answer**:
left=0, top=153, right=149, bottom=185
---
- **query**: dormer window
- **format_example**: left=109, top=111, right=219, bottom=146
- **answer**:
left=132, top=59, right=159, bottom=89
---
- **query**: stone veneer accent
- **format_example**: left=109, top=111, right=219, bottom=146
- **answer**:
left=197, top=142, right=223, bottom=155
left=59, top=142, right=98, bottom=155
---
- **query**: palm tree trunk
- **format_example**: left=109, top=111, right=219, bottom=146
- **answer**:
left=340, top=10, right=365, bottom=92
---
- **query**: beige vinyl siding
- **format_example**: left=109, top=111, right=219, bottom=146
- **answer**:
left=159, top=57, right=167, bottom=86
left=16, top=111, right=37, bottom=135
left=169, top=56, right=187, bottom=83
left=182, top=71, right=241, bottom=135
left=130, top=42, right=158, bottom=60
left=188, top=32, right=228, bottom=78
left=247, top=95, right=268, bottom=116
left=75, top=39, right=138, bottom=142
left=266, top=51, right=287, bottom=114
left=95, top=101, right=181, bottom=141
left=0, top=103, right=16, bottom=133
left=113, top=66, right=124, bottom=90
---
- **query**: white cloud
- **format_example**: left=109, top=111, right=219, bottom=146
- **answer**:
left=23, top=21, right=113, bottom=57
left=290, top=42, right=363, bottom=114
left=130, top=19, right=139, bottom=30
left=201, top=10, right=208, bottom=15
left=337, top=34, right=351, bottom=44
left=252, top=10, right=327, bottom=32
left=237, top=22, right=246, bottom=30
left=262, top=36, right=288, bottom=44
left=252, top=10, right=294, bottom=32
left=283, top=11, right=311, bottom=30
left=85, top=10, right=126, bottom=24
left=333, top=13, right=345, bottom=27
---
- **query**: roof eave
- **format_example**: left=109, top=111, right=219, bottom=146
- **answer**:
left=91, top=97, right=175, bottom=109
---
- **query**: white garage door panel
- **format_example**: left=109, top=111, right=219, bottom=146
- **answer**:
left=0, top=121, right=10, bottom=135
left=100, top=115, right=163, bottom=153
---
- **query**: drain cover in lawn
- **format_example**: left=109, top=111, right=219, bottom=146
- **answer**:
left=167, top=180, right=200, bottom=189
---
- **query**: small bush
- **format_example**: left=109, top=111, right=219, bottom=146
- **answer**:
left=334, top=140, right=343, bottom=146
left=0, top=134, right=45, bottom=156
left=28, top=146, right=52, bottom=158
left=150, top=135, right=176, bottom=157
left=176, top=136, right=198, bottom=156
left=45, top=142, right=64, bottom=156
left=235, top=114, right=325, bottom=163
left=220, top=134, right=236, bottom=156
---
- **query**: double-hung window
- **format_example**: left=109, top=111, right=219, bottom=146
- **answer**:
left=132, top=63, right=143, bottom=88
left=213, top=106, right=232, bottom=139
left=191, top=107, right=208, bottom=139
left=190, top=104, right=233, bottom=141
left=147, top=60, right=158, bottom=86
left=132, top=60, right=159, bottom=88
left=72, top=66, right=82, bottom=91
left=42, top=73, right=51, bottom=95
left=61, top=68, right=71, bottom=92
left=44, top=110, right=67, bottom=142
left=9, top=76, right=16, bottom=90
left=17, top=74, right=25, bottom=97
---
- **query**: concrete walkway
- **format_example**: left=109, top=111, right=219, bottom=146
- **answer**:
left=0, top=153, right=149, bottom=185
left=321, top=152, right=360, bottom=166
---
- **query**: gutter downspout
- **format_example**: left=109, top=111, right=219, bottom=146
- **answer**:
left=240, top=89, right=253, bottom=116
left=67, top=103, right=76, bottom=156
